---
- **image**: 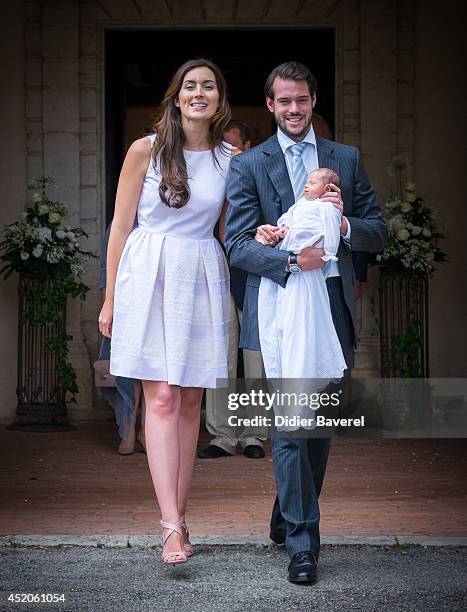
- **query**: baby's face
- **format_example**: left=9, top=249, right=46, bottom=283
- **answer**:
left=303, top=173, right=327, bottom=200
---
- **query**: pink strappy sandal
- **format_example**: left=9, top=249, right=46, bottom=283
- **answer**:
left=160, top=520, right=188, bottom=565
left=180, top=515, right=193, bottom=557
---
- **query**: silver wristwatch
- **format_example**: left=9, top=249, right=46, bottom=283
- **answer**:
left=287, top=253, right=302, bottom=274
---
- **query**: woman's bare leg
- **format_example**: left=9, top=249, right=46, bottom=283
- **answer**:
left=178, top=387, right=204, bottom=519
left=142, top=380, right=183, bottom=555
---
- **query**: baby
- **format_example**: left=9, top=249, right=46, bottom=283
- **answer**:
left=303, top=167, right=338, bottom=200
left=257, top=168, right=341, bottom=263
left=256, top=167, right=347, bottom=398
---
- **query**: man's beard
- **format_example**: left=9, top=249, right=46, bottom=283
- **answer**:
left=276, top=114, right=313, bottom=142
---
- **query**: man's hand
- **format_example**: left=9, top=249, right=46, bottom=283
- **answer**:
left=297, top=246, right=326, bottom=271
left=276, top=226, right=288, bottom=239
left=320, top=182, right=348, bottom=236
left=339, top=216, right=349, bottom=236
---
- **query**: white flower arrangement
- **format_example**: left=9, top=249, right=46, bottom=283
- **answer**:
left=0, top=176, right=92, bottom=279
left=378, top=158, right=447, bottom=275
left=0, top=176, right=94, bottom=401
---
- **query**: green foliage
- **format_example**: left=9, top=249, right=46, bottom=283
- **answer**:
left=368, top=293, right=380, bottom=337
left=0, top=176, right=95, bottom=401
left=46, top=334, right=79, bottom=400
left=392, top=320, right=421, bottom=378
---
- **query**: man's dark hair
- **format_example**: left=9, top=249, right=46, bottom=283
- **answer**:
left=224, top=120, right=251, bottom=144
left=264, top=62, right=318, bottom=99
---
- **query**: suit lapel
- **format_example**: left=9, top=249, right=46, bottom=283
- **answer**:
left=317, top=137, right=340, bottom=175
left=262, top=135, right=295, bottom=214
left=261, top=136, right=340, bottom=215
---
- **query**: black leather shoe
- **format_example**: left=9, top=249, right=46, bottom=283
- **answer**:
left=288, top=551, right=318, bottom=584
left=197, top=445, right=231, bottom=459
left=269, top=530, right=286, bottom=546
left=244, top=445, right=265, bottom=459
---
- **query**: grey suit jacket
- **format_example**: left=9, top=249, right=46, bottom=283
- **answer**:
left=225, top=133, right=387, bottom=350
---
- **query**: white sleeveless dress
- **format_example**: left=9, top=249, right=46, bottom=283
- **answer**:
left=110, top=134, right=231, bottom=388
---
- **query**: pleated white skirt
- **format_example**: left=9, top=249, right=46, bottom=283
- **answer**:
left=110, top=227, right=230, bottom=388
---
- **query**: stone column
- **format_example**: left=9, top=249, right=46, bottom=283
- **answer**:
left=0, top=1, right=27, bottom=422
left=354, top=0, right=399, bottom=377
left=41, top=0, right=94, bottom=418
left=79, top=0, right=104, bottom=369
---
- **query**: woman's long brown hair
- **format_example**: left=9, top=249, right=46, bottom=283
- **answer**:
left=151, top=59, right=231, bottom=209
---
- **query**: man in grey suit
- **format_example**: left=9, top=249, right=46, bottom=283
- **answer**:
left=225, top=62, right=387, bottom=584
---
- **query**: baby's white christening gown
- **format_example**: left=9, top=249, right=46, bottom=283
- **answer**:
left=258, top=197, right=347, bottom=386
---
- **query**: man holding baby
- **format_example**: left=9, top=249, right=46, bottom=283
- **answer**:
left=225, top=62, right=387, bottom=584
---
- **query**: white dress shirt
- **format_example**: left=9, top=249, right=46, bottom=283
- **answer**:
left=276, top=127, right=351, bottom=277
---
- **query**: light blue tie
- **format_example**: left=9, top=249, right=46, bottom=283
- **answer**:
left=289, top=142, right=332, bottom=278
left=289, top=142, right=307, bottom=200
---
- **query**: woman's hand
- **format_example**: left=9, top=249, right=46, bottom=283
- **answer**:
left=99, top=299, right=114, bottom=338
left=254, top=224, right=281, bottom=246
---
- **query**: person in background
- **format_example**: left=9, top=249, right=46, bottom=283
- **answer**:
left=198, top=120, right=268, bottom=460
left=97, top=224, right=146, bottom=455
left=223, top=119, right=252, bottom=152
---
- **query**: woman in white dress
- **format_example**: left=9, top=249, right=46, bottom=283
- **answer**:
left=98, top=59, right=232, bottom=565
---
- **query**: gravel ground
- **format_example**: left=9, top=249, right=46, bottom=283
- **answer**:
left=1, top=544, right=466, bottom=611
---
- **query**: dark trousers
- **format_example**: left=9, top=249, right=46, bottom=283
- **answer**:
left=270, top=277, right=354, bottom=558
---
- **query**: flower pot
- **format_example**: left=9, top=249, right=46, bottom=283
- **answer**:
left=378, top=269, right=429, bottom=378
left=8, top=274, right=75, bottom=431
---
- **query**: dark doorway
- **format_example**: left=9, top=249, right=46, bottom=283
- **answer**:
left=105, top=29, right=335, bottom=223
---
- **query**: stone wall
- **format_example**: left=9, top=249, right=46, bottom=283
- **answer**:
left=23, top=0, right=101, bottom=419
left=414, top=0, right=467, bottom=376
left=0, top=2, right=26, bottom=421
